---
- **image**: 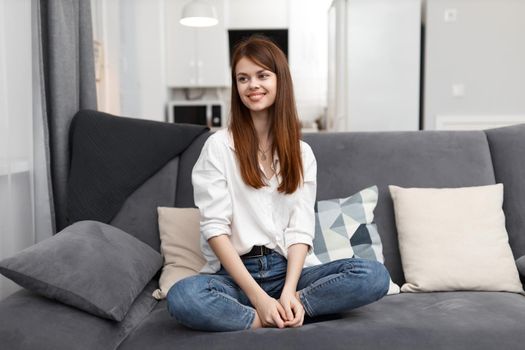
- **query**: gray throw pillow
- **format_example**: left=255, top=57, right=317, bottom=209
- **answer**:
left=0, top=221, right=162, bottom=321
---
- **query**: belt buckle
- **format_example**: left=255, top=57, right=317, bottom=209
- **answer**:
left=253, top=246, right=264, bottom=258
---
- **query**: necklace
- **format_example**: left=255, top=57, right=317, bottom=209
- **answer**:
left=258, top=145, right=271, bottom=161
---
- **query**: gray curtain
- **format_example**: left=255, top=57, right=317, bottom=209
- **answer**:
left=32, top=0, right=54, bottom=241
left=36, top=0, right=97, bottom=231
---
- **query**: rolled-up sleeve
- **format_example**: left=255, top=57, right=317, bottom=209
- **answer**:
left=284, top=144, right=317, bottom=253
left=192, top=138, right=232, bottom=241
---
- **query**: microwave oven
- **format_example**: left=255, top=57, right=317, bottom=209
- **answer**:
left=167, top=100, right=224, bottom=128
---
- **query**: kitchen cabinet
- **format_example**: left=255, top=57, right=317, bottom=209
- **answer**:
left=165, top=0, right=229, bottom=87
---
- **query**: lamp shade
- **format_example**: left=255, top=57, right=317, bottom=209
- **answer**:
left=180, top=0, right=218, bottom=27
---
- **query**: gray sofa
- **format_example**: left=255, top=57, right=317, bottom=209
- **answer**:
left=1, top=110, right=525, bottom=350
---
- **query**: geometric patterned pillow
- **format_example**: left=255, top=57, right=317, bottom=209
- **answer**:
left=312, top=186, right=380, bottom=263
left=309, top=186, right=400, bottom=295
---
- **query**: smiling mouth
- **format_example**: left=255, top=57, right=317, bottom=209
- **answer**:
left=247, top=92, right=266, bottom=98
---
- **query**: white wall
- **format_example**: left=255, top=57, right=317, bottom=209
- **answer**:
left=330, top=0, right=421, bottom=131
left=91, top=0, right=121, bottom=115
left=289, top=0, right=331, bottom=125
left=92, top=0, right=167, bottom=122
left=120, top=0, right=167, bottom=121
left=166, top=0, right=229, bottom=88
left=227, top=0, right=288, bottom=28
left=0, top=0, right=34, bottom=300
left=94, top=0, right=329, bottom=126
left=226, top=0, right=329, bottom=126
left=92, top=0, right=525, bottom=130
left=424, top=0, right=525, bottom=129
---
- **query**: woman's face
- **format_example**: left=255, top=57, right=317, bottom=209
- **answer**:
left=235, top=57, right=277, bottom=115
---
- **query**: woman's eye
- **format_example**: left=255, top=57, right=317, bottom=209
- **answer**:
left=237, top=76, right=247, bottom=83
left=259, top=73, right=269, bottom=79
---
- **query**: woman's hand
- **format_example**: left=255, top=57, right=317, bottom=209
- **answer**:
left=279, top=289, right=305, bottom=328
left=279, top=243, right=309, bottom=328
left=253, top=293, right=288, bottom=328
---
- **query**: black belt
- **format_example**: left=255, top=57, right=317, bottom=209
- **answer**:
left=240, top=245, right=273, bottom=259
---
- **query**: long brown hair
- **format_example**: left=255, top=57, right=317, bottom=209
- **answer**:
left=230, top=35, right=303, bottom=194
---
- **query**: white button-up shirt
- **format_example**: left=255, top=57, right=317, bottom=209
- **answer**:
left=192, top=128, right=317, bottom=273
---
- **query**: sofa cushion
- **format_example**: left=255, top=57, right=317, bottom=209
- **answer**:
left=153, top=207, right=205, bottom=300
left=0, top=221, right=162, bottom=321
left=306, top=186, right=400, bottom=295
left=117, top=292, right=525, bottom=350
left=303, top=130, right=496, bottom=286
left=389, top=184, right=524, bottom=294
left=110, top=157, right=180, bottom=252
left=0, top=280, right=159, bottom=350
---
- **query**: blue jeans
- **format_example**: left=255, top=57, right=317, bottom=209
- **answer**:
left=167, top=251, right=390, bottom=332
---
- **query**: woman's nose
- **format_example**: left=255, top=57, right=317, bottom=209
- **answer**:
left=248, top=78, right=260, bottom=89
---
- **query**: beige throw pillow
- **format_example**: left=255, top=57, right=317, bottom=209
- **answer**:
left=389, top=184, right=524, bottom=294
left=153, top=207, right=205, bottom=300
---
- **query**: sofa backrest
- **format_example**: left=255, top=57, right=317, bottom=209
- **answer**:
left=161, top=129, right=497, bottom=285
left=302, top=131, right=496, bottom=284
left=69, top=112, right=525, bottom=286
left=485, top=124, right=525, bottom=266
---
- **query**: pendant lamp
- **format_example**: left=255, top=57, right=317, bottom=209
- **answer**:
left=180, top=0, right=218, bottom=27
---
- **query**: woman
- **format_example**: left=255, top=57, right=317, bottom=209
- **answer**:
left=167, top=35, right=390, bottom=332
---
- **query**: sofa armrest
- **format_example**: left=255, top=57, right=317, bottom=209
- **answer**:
left=517, top=256, right=525, bottom=278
